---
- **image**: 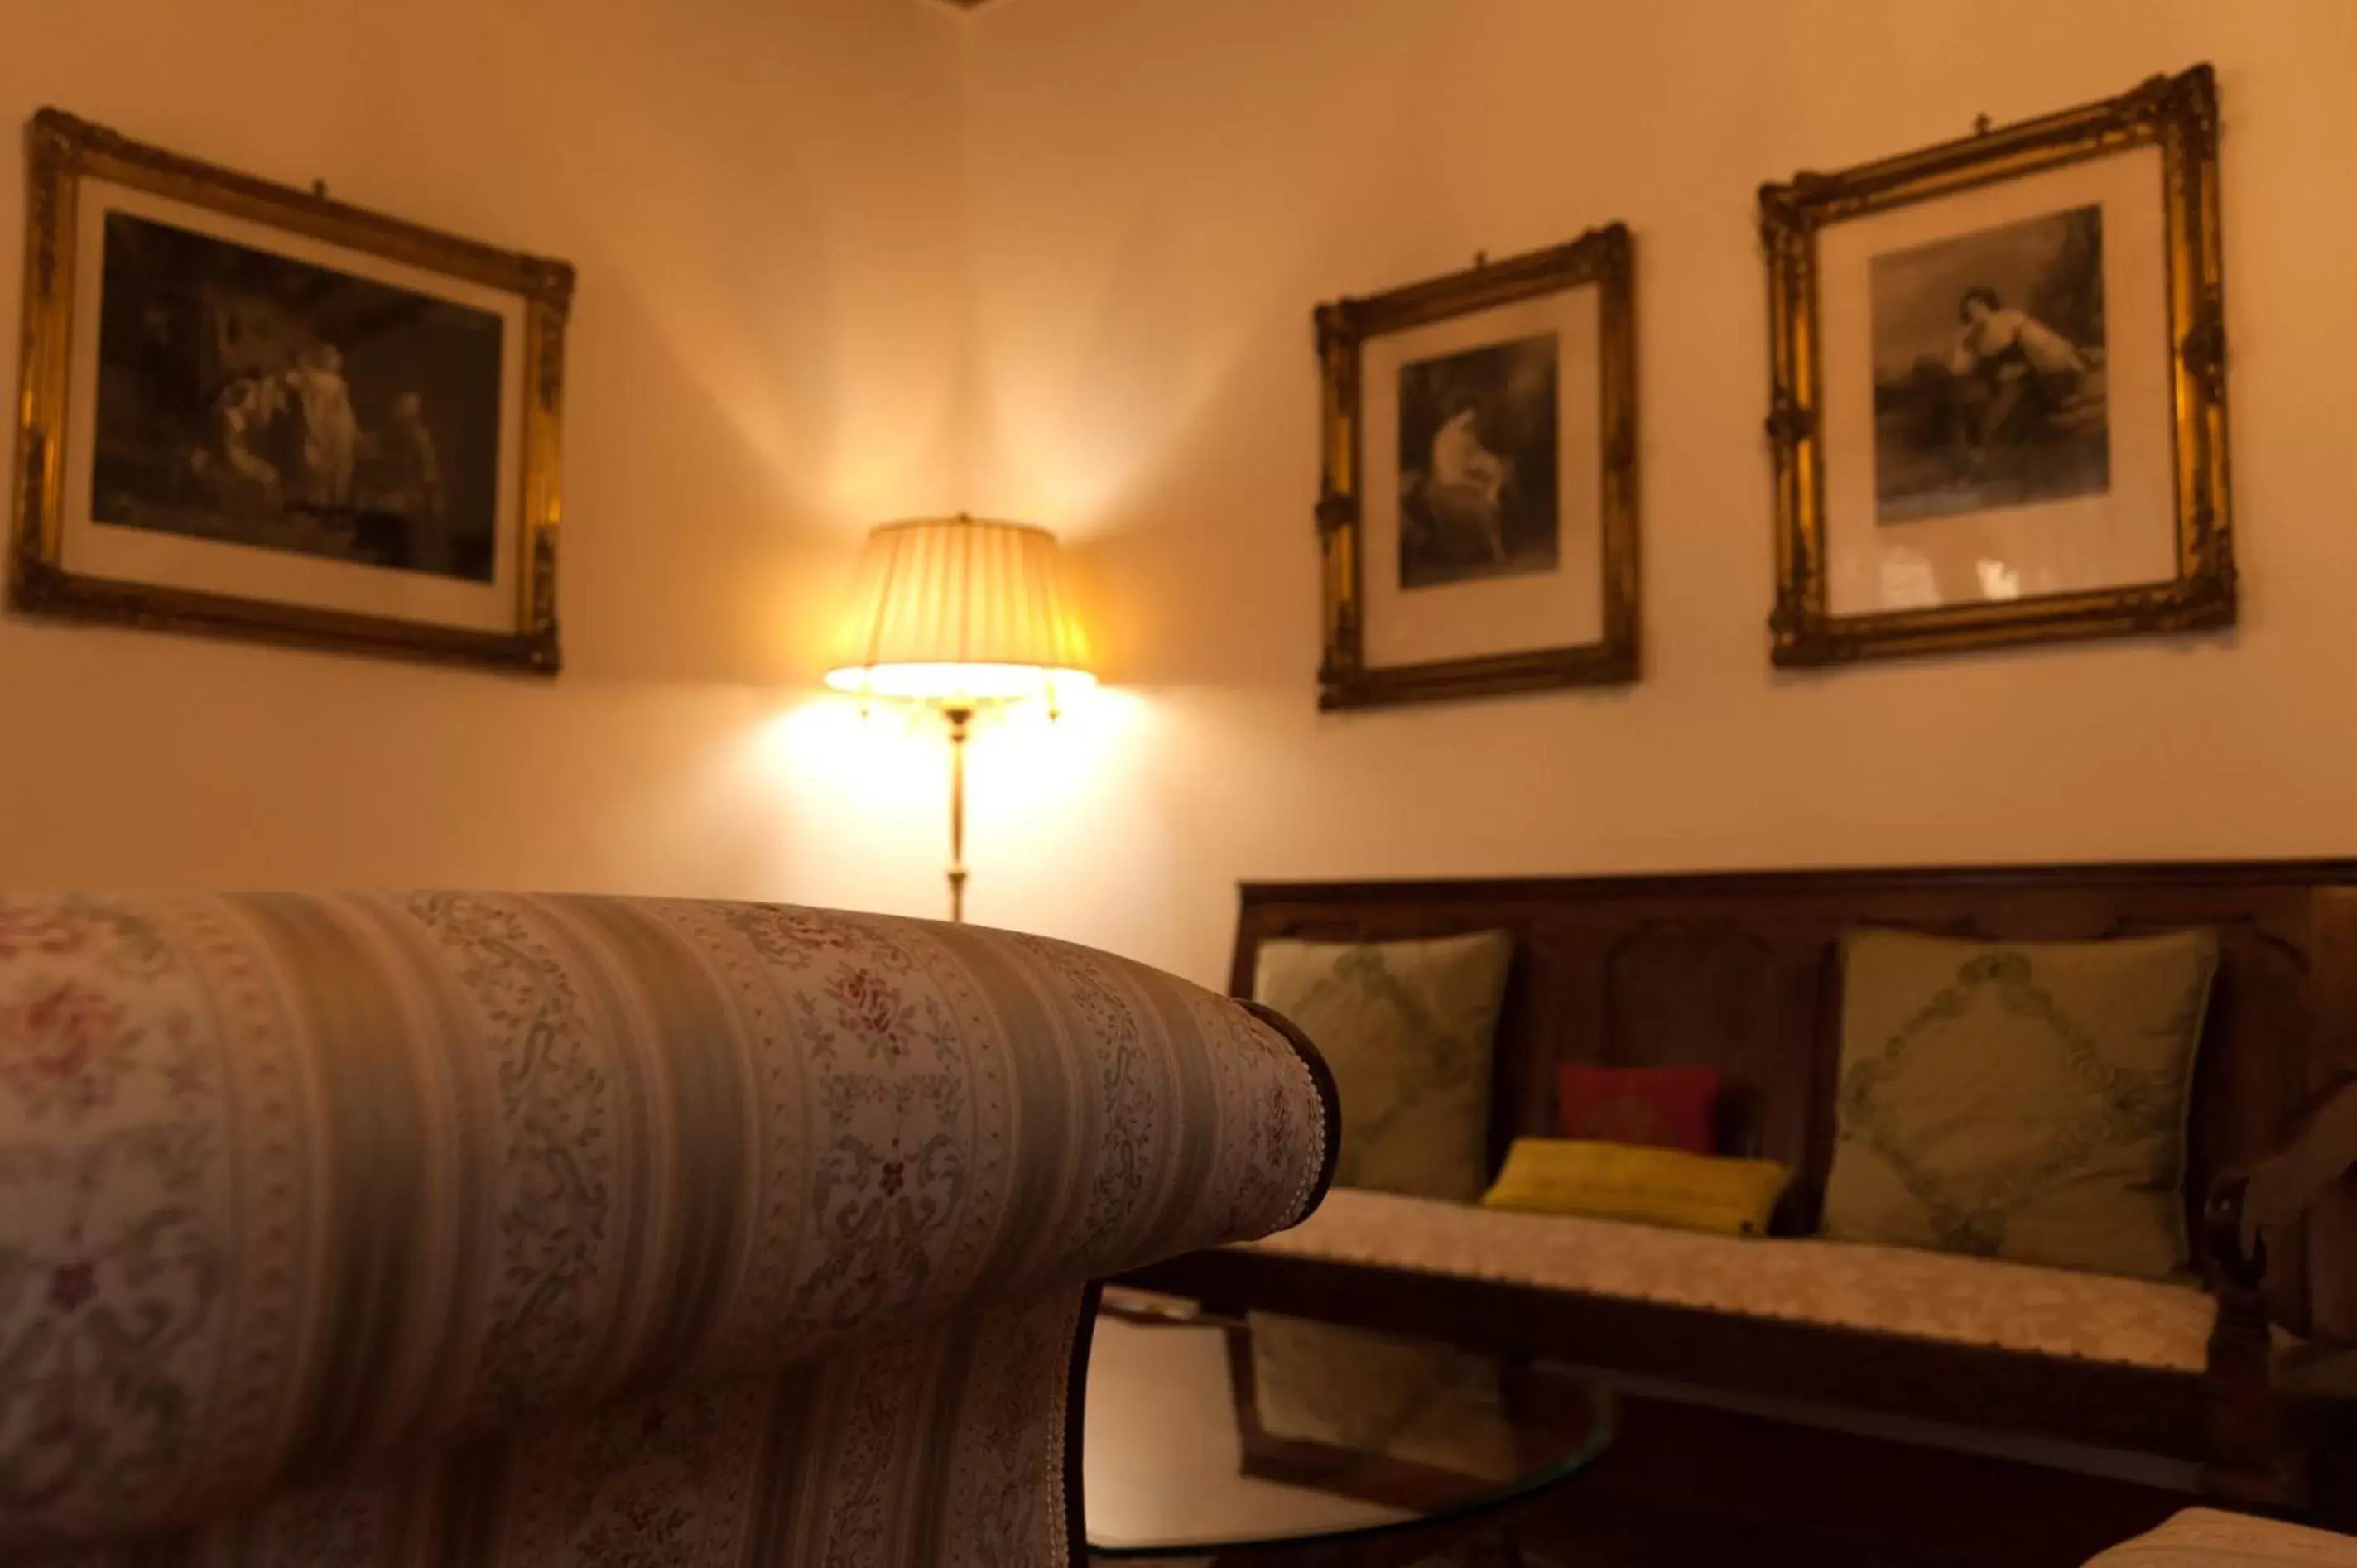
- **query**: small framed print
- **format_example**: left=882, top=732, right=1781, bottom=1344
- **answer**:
left=1313, top=225, right=1638, bottom=709
left=1761, top=65, right=2232, bottom=666
left=10, top=109, right=571, bottom=671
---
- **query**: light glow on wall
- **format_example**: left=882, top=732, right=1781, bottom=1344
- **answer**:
left=753, top=683, right=1162, bottom=930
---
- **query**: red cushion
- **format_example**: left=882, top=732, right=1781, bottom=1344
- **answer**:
left=1556, top=1064, right=1723, bottom=1154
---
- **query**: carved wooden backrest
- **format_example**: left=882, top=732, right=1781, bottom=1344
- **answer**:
left=1231, top=863, right=2357, bottom=1336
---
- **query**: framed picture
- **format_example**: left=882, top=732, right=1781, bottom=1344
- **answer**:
left=1760, top=65, right=2230, bottom=666
left=10, top=109, right=571, bottom=671
left=1313, top=225, right=1638, bottom=709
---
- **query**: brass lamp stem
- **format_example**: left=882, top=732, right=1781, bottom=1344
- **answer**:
left=943, top=704, right=974, bottom=922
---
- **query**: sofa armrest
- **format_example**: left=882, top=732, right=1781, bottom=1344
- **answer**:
left=2205, top=1075, right=2357, bottom=1289
left=0, top=892, right=1337, bottom=1556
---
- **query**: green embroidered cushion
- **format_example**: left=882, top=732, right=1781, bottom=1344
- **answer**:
left=1249, top=931, right=1515, bottom=1445
left=1253, top=931, right=1513, bottom=1202
left=1821, top=927, right=2218, bottom=1280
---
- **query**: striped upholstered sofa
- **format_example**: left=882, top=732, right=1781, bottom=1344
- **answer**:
left=0, top=892, right=1337, bottom=1566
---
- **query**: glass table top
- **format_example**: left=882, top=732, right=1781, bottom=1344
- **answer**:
left=1082, top=1289, right=1614, bottom=1562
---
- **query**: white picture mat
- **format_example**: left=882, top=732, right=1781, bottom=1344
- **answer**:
left=59, top=176, right=527, bottom=634
left=1816, top=145, right=2176, bottom=618
left=1360, top=282, right=1603, bottom=668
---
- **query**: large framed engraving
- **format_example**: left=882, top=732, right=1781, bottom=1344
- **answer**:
left=11, top=109, right=570, bottom=671
left=1314, top=226, right=1638, bottom=709
left=1761, top=65, right=2231, bottom=666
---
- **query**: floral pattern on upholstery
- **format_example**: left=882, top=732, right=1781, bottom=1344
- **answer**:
left=411, top=891, right=623, bottom=1426
left=0, top=900, right=235, bottom=1543
left=0, top=895, right=1334, bottom=1566
left=1248, top=1187, right=2244, bottom=1373
left=500, top=1379, right=768, bottom=1564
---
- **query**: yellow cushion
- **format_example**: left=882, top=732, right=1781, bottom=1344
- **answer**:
left=1481, top=1138, right=1792, bottom=1237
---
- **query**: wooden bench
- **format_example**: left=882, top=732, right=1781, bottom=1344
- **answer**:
left=1123, top=862, right=2357, bottom=1564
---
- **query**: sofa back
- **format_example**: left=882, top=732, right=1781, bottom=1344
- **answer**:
left=1232, top=860, right=2357, bottom=1337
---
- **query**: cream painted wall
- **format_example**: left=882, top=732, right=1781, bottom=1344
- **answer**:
left=8, top=2, right=2356, bottom=992
left=949, top=0, right=2357, bottom=985
left=0, top=0, right=967, bottom=907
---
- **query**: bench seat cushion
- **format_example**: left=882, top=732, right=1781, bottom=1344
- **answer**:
left=1243, top=1187, right=2225, bottom=1372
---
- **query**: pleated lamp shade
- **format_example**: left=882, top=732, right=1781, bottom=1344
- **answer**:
left=825, top=516, right=1096, bottom=704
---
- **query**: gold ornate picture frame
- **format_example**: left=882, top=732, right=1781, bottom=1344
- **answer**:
left=1314, top=226, right=1638, bottom=709
left=12, top=109, right=570, bottom=671
left=1761, top=65, right=2230, bottom=667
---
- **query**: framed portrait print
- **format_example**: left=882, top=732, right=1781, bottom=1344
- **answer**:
left=1314, top=225, right=1638, bottom=709
left=11, top=109, right=571, bottom=671
left=1760, top=65, right=2231, bottom=666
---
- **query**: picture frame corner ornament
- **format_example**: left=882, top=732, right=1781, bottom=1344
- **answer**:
left=529, top=255, right=578, bottom=314
left=11, top=551, right=65, bottom=613
left=1763, top=394, right=1814, bottom=450
left=1769, top=616, right=1840, bottom=670
left=27, top=107, right=87, bottom=156
left=2209, top=570, right=2240, bottom=624
left=2163, top=60, right=2219, bottom=113
left=1313, top=297, right=1359, bottom=350
left=2181, top=304, right=2228, bottom=395
left=1315, top=652, right=1363, bottom=710
left=1758, top=184, right=1813, bottom=250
